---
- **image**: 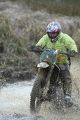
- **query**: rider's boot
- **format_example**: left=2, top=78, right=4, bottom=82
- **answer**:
left=63, top=77, right=73, bottom=107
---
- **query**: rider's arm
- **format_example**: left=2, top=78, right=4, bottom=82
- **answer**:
left=64, top=34, right=78, bottom=57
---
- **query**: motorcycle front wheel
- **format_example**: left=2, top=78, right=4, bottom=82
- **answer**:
left=30, top=79, right=43, bottom=113
left=30, top=68, right=49, bottom=113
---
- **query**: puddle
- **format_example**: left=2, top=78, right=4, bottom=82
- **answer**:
left=0, top=81, right=33, bottom=114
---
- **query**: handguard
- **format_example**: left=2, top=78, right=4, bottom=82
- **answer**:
left=28, top=45, right=77, bottom=57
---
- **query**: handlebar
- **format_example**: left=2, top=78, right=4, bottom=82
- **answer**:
left=28, top=45, right=76, bottom=57
left=39, top=48, right=68, bottom=56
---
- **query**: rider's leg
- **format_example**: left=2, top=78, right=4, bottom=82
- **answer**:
left=47, top=66, right=59, bottom=99
left=63, top=71, right=72, bottom=97
left=60, top=64, right=73, bottom=107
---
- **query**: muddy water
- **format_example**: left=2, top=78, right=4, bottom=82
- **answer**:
left=0, top=56, right=80, bottom=120
left=0, top=81, right=32, bottom=114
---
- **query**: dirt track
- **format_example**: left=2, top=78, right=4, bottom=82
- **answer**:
left=0, top=56, right=80, bottom=120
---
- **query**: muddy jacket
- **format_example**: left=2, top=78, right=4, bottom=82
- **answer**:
left=36, top=32, right=78, bottom=64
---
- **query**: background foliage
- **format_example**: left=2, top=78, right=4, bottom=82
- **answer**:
left=10, top=0, right=80, bottom=16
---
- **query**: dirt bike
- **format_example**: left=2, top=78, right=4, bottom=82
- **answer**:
left=30, top=48, right=69, bottom=113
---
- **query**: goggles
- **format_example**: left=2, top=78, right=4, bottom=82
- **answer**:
left=47, top=31, right=59, bottom=39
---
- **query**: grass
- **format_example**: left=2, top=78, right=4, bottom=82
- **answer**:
left=0, top=14, right=44, bottom=67
left=0, top=2, right=80, bottom=68
left=9, top=0, right=80, bottom=16
left=0, top=15, right=29, bottom=67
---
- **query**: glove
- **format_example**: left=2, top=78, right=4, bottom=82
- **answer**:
left=27, top=45, right=36, bottom=51
left=28, top=45, right=43, bottom=52
left=67, top=50, right=76, bottom=57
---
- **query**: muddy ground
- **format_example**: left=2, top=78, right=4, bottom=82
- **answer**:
left=0, top=55, right=80, bottom=120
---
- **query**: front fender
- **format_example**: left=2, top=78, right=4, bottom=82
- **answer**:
left=37, top=62, right=49, bottom=68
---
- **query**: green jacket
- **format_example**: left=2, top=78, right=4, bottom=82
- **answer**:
left=36, top=32, right=78, bottom=64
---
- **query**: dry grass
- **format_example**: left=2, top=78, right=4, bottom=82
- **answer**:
left=0, top=2, right=80, bottom=68
left=10, top=0, right=80, bottom=16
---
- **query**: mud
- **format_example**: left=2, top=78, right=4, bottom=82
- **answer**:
left=0, top=55, right=80, bottom=120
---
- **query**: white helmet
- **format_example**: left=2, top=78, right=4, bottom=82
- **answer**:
left=47, top=21, right=61, bottom=40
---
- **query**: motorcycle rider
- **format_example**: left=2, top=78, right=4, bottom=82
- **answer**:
left=29, top=21, right=78, bottom=107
